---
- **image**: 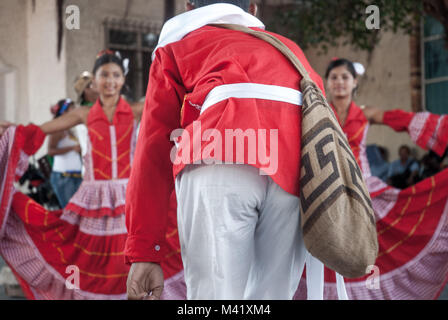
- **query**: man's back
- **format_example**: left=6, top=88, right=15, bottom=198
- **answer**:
left=125, top=3, right=327, bottom=300
left=153, top=25, right=325, bottom=196
left=165, top=25, right=323, bottom=112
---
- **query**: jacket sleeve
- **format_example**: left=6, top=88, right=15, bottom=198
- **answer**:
left=124, top=47, right=185, bottom=264
left=382, top=109, right=415, bottom=132
left=384, top=109, right=448, bottom=157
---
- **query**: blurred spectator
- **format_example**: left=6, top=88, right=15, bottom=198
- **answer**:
left=73, top=71, right=98, bottom=175
left=387, top=145, right=419, bottom=189
left=366, top=144, right=390, bottom=182
left=74, top=71, right=98, bottom=107
left=419, top=148, right=448, bottom=180
left=442, top=148, right=448, bottom=170
left=419, top=151, right=441, bottom=180
left=48, top=99, right=83, bottom=208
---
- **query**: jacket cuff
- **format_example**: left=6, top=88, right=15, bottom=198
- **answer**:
left=16, top=124, right=46, bottom=156
left=124, top=235, right=167, bottom=265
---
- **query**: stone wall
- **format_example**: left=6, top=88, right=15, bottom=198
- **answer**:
left=0, top=0, right=67, bottom=158
left=64, top=0, right=167, bottom=101
left=0, top=0, right=29, bottom=124
left=0, top=0, right=426, bottom=162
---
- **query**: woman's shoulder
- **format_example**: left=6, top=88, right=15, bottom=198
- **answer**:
left=73, top=106, right=92, bottom=115
left=348, top=101, right=368, bottom=123
left=75, top=105, right=93, bottom=123
left=350, top=101, right=365, bottom=114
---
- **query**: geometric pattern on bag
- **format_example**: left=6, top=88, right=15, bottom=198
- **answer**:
left=299, top=80, right=378, bottom=278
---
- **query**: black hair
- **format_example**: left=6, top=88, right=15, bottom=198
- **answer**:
left=53, top=99, right=74, bottom=119
left=92, top=52, right=125, bottom=76
left=378, top=146, right=389, bottom=162
left=399, top=145, right=411, bottom=154
left=191, top=0, right=250, bottom=11
left=325, top=58, right=357, bottom=80
left=92, top=51, right=132, bottom=98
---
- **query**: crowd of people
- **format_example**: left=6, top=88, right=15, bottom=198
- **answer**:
left=368, top=144, right=448, bottom=190
left=0, top=0, right=447, bottom=300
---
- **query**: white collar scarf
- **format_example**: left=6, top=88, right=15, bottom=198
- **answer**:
left=152, top=3, right=265, bottom=60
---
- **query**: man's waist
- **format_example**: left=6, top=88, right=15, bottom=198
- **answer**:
left=180, top=82, right=303, bottom=128
left=201, top=83, right=302, bottom=115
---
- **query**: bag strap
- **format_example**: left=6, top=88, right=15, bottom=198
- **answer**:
left=210, top=23, right=313, bottom=83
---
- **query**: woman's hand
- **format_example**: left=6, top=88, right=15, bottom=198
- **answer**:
left=361, top=105, right=384, bottom=124
left=0, top=121, right=15, bottom=137
left=40, top=106, right=88, bottom=135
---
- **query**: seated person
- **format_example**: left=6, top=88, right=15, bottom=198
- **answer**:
left=366, top=144, right=390, bottom=182
left=387, top=145, right=419, bottom=189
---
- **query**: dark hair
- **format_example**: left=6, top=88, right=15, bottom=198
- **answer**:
left=92, top=52, right=125, bottom=75
left=378, top=146, right=389, bottom=162
left=92, top=51, right=132, bottom=98
left=399, top=145, right=411, bottom=154
left=51, top=99, right=74, bottom=119
left=325, top=58, right=357, bottom=80
left=191, top=0, right=249, bottom=11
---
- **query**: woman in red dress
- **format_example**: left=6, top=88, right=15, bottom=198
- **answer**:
left=295, top=58, right=448, bottom=300
left=0, top=51, right=182, bottom=299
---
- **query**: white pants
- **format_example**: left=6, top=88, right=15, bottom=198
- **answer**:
left=175, top=164, right=307, bottom=300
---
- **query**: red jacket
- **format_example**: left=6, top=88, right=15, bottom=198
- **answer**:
left=125, top=25, right=325, bottom=264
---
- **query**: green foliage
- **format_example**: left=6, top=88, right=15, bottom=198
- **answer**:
left=266, top=0, right=423, bottom=53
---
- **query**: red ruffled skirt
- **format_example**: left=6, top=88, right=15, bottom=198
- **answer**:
left=0, top=125, right=184, bottom=299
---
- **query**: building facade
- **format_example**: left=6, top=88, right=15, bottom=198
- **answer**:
left=0, top=0, right=446, bottom=161
left=0, top=0, right=184, bottom=158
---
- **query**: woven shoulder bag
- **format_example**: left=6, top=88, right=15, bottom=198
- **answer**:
left=212, top=23, right=378, bottom=278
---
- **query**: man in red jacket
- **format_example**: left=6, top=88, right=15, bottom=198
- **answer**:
left=125, top=0, right=326, bottom=300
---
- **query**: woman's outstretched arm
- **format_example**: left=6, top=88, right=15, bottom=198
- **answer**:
left=0, top=106, right=88, bottom=138
left=39, top=107, right=87, bottom=135
left=361, top=105, right=385, bottom=124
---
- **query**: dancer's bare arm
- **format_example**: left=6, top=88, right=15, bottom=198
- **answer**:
left=1, top=107, right=89, bottom=139
left=361, top=105, right=384, bottom=124
left=39, top=107, right=89, bottom=135
left=127, top=262, right=164, bottom=300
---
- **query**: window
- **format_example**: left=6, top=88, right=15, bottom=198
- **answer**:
left=422, top=16, right=448, bottom=115
left=104, top=18, right=161, bottom=102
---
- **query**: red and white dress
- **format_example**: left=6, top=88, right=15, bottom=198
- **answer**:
left=294, top=102, right=448, bottom=300
left=0, top=98, right=182, bottom=299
